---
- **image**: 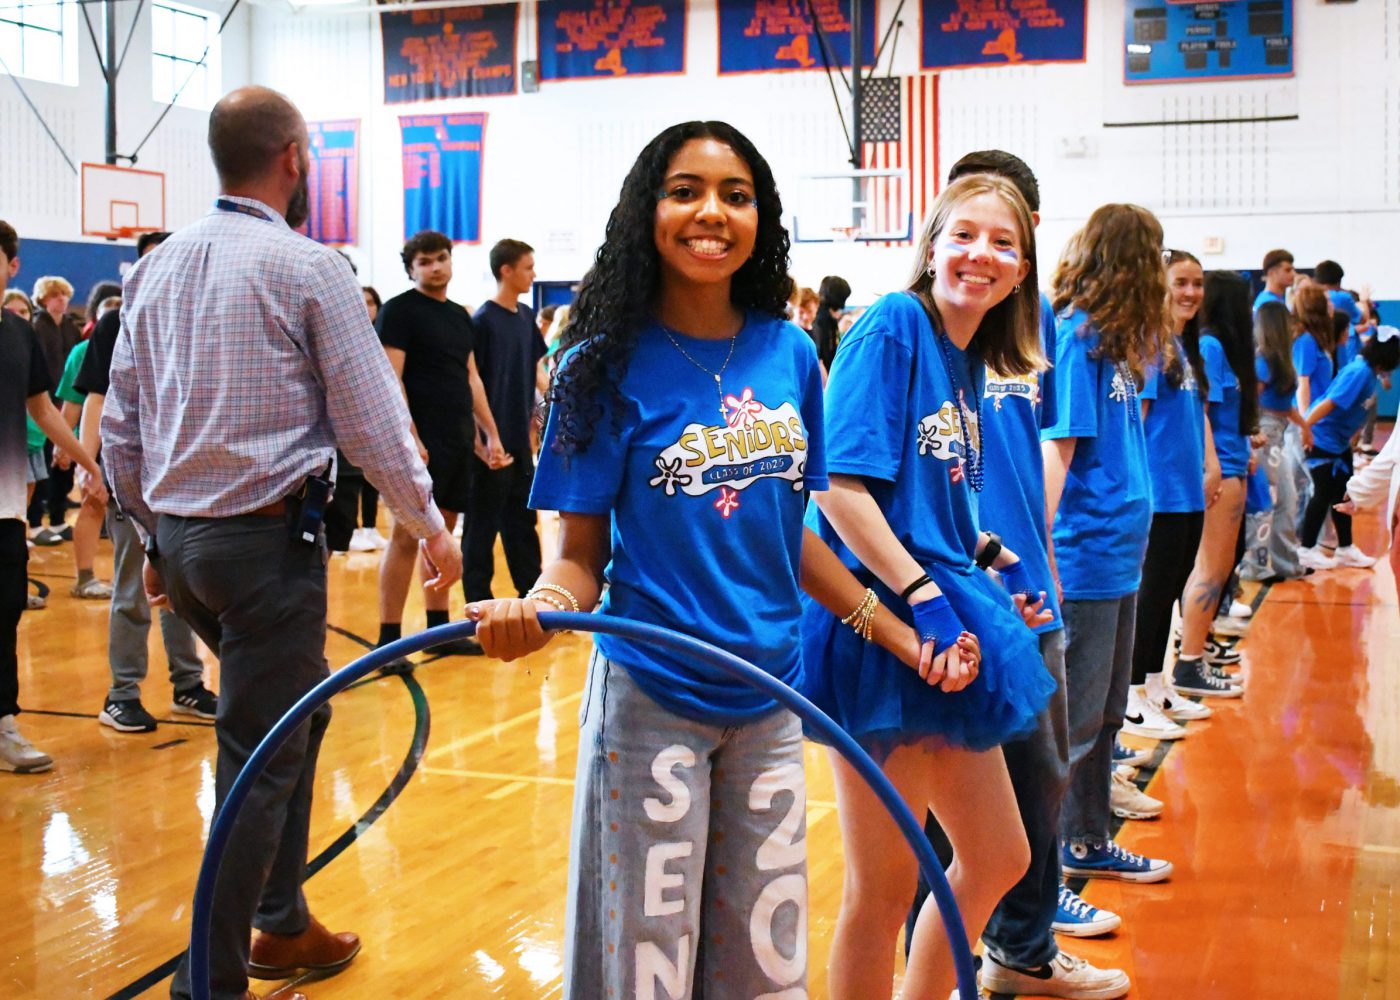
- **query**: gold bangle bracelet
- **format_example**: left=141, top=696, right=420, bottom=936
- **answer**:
left=530, top=582, right=581, bottom=613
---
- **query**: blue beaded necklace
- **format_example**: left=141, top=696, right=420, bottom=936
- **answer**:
left=935, top=331, right=984, bottom=493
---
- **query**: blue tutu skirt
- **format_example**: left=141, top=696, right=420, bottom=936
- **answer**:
left=800, top=562, right=1055, bottom=754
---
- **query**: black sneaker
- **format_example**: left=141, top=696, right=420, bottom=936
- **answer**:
left=378, top=656, right=415, bottom=676
left=30, top=527, right=63, bottom=547
left=429, top=635, right=484, bottom=657
left=99, top=698, right=158, bottom=733
left=172, top=685, right=218, bottom=719
left=1172, top=658, right=1243, bottom=698
left=54, top=523, right=73, bottom=541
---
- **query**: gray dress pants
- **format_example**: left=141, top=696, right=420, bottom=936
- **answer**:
left=160, top=512, right=333, bottom=1000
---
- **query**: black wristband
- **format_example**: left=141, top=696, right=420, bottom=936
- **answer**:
left=900, top=573, right=933, bottom=602
left=975, top=532, right=1002, bottom=570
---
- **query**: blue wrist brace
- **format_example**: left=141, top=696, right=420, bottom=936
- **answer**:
left=999, top=560, right=1039, bottom=600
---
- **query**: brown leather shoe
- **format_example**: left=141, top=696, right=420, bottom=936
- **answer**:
left=247, top=914, right=361, bottom=980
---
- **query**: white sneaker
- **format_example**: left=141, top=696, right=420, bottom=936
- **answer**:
left=1122, top=687, right=1188, bottom=741
left=365, top=528, right=388, bottom=550
left=1111, top=770, right=1163, bottom=819
left=1146, top=675, right=1213, bottom=722
left=1211, top=614, right=1250, bottom=637
left=0, top=715, right=53, bottom=774
left=1334, top=545, right=1377, bottom=569
left=981, top=950, right=1130, bottom=999
left=1299, top=546, right=1338, bottom=570
left=348, top=528, right=377, bottom=552
left=1227, top=599, right=1253, bottom=619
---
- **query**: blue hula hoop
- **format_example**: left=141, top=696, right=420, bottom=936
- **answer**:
left=189, top=614, right=978, bottom=1000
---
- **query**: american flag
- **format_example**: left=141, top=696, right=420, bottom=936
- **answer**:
left=861, top=73, right=940, bottom=245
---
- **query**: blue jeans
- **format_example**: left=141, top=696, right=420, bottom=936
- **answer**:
left=565, top=653, right=808, bottom=1000
left=981, top=628, right=1069, bottom=969
left=1059, top=595, right=1136, bottom=847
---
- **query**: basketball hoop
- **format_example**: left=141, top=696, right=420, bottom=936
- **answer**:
left=830, top=226, right=862, bottom=242
left=81, top=163, right=166, bottom=240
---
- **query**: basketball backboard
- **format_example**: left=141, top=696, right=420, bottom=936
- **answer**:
left=791, top=168, right=911, bottom=243
left=81, top=163, right=166, bottom=239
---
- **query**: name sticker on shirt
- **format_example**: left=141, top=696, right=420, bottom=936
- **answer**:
left=648, top=389, right=808, bottom=512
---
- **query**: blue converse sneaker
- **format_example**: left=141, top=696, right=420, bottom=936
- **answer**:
left=1062, top=839, right=1173, bottom=883
left=1113, top=740, right=1153, bottom=768
left=1053, top=884, right=1122, bottom=937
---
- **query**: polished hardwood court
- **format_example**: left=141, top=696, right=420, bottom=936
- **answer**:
left=4, top=485, right=1397, bottom=998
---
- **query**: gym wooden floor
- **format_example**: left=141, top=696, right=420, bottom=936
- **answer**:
left=5, top=473, right=1397, bottom=998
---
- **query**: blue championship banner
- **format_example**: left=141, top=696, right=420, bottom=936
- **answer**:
left=717, top=0, right=876, bottom=75
left=1124, top=0, right=1293, bottom=84
left=297, top=119, right=358, bottom=246
left=381, top=3, right=517, bottom=103
left=920, top=0, right=1086, bottom=72
left=400, top=113, right=486, bottom=244
left=540, top=0, right=687, bottom=81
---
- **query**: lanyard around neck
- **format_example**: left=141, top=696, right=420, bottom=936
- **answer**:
left=214, top=198, right=275, bottom=223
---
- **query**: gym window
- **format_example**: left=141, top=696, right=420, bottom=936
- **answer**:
left=151, top=0, right=218, bottom=109
left=0, top=0, right=81, bottom=87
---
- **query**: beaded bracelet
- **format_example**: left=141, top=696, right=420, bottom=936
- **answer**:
left=528, top=582, right=581, bottom=613
left=840, top=588, right=878, bottom=641
left=529, top=593, right=569, bottom=614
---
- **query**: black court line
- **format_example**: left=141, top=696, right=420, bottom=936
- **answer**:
left=151, top=739, right=188, bottom=751
left=26, top=708, right=215, bottom=729
left=104, top=671, right=431, bottom=1000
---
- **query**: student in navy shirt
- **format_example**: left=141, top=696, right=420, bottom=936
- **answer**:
left=1252, top=248, right=1294, bottom=315
left=1300, top=335, right=1400, bottom=569
left=470, top=122, right=927, bottom=1000
left=1130, top=251, right=1217, bottom=739
left=800, top=173, right=1054, bottom=1000
left=1242, top=301, right=1307, bottom=580
left=898, top=152, right=1129, bottom=999
left=1042, top=204, right=1174, bottom=887
left=1174, top=272, right=1257, bottom=697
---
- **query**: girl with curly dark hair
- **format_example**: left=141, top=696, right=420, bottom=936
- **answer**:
left=1043, top=204, right=1174, bottom=887
left=800, top=174, right=1056, bottom=999
left=471, top=121, right=933, bottom=999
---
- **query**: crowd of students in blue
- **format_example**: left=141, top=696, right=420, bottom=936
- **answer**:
left=467, top=125, right=1398, bottom=1000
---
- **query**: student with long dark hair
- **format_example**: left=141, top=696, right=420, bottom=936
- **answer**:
left=1291, top=283, right=1338, bottom=569
left=801, top=173, right=1054, bottom=1000
left=1301, top=334, right=1399, bottom=568
left=809, top=273, right=850, bottom=376
left=1044, top=204, right=1174, bottom=888
left=1172, top=272, right=1256, bottom=696
left=1128, top=250, right=1215, bottom=744
left=1242, top=301, right=1306, bottom=580
left=470, top=121, right=931, bottom=1000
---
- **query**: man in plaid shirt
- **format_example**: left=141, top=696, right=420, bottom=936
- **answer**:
left=103, top=86, right=460, bottom=1000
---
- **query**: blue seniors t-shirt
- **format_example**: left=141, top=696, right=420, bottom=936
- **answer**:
left=977, top=292, right=1061, bottom=633
left=1255, top=354, right=1294, bottom=412
left=1201, top=333, right=1250, bottom=477
left=1041, top=308, right=1152, bottom=601
left=1336, top=325, right=1361, bottom=369
left=530, top=314, right=828, bottom=725
left=1310, top=356, right=1378, bottom=457
left=1139, top=338, right=1205, bottom=512
left=810, top=291, right=981, bottom=570
left=1293, top=331, right=1334, bottom=406
left=1253, top=289, right=1286, bottom=314
left=1327, top=289, right=1362, bottom=325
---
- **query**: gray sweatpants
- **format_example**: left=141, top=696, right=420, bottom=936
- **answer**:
left=106, top=506, right=203, bottom=701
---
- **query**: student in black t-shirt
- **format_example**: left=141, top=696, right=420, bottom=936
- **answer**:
left=0, top=220, right=106, bottom=773
left=376, top=230, right=507, bottom=667
left=465, top=240, right=548, bottom=603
